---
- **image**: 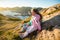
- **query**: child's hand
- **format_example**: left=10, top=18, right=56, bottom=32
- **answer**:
left=26, top=23, right=29, bottom=26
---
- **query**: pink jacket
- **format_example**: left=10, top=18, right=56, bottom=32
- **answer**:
left=31, top=14, right=41, bottom=31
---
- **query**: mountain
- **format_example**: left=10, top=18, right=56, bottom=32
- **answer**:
left=40, top=4, right=60, bottom=16
left=0, top=7, right=43, bottom=16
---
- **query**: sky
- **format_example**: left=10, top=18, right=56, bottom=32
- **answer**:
left=0, top=0, right=60, bottom=8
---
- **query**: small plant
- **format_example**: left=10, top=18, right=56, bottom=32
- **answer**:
left=0, top=31, right=4, bottom=35
left=13, top=35, right=23, bottom=40
left=7, top=31, right=13, bottom=35
left=8, top=18, right=22, bottom=21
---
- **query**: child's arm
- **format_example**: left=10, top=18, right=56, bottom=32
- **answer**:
left=26, top=21, right=32, bottom=26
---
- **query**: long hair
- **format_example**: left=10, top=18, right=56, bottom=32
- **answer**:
left=32, top=8, right=42, bottom=21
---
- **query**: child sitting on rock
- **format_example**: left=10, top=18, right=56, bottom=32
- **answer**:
left=19, top=8, right=42, bottom=38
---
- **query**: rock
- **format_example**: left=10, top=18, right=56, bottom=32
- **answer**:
left=35, top=4, right=60, bottom=40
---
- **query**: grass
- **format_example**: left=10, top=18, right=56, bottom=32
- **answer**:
left=0, top=20, right=22, bottom=40
left=48, top=9, right=60, bottom=15
left=13, top=35, right=23, bottom=40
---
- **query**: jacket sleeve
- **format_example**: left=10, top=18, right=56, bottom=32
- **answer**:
left=34, top=19, right=41, bottom=31
left=32, top=15, right=41, bottom=31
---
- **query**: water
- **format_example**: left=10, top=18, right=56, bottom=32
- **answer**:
left=14, top=16, right=29, bottom=20
left=0, top=10, right=29, bottom=20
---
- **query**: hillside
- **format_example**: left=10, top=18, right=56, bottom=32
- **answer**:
left=0, top=13, right=22, bottom=40
left=35, top=11, right=60, bottom=40
left=35, top=4, right=60, bottom=40
left=0, top=4, right=60, bottom=40
left=23, top=4, right=60, bottom=40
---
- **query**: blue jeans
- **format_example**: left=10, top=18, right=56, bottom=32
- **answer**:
left=23, top=23, right=28, bottom=31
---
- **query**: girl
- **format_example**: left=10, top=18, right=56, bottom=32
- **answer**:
left=19, top=8, right=42, bottom=38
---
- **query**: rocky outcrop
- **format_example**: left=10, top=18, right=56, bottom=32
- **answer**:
left=35, top=14, right=60, bottom=40
left=35, top=4, right=60, bottom=40
left=35, top=26, right=60, bottom=40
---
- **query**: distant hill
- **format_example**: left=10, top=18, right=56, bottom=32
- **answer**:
left=0, top=13, right=21, bottom=21
left=0, top=7, right=42, bottom=16
left=40, top=4, right=60, bottom=16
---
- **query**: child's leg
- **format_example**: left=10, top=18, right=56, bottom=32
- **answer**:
left=26, top=26, right=37, bottom=33
left=19, top=26, right=37, bottom=38
left=19, top=23, right=28, bottom=33
left=19, top=31, right=29, bottom=38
